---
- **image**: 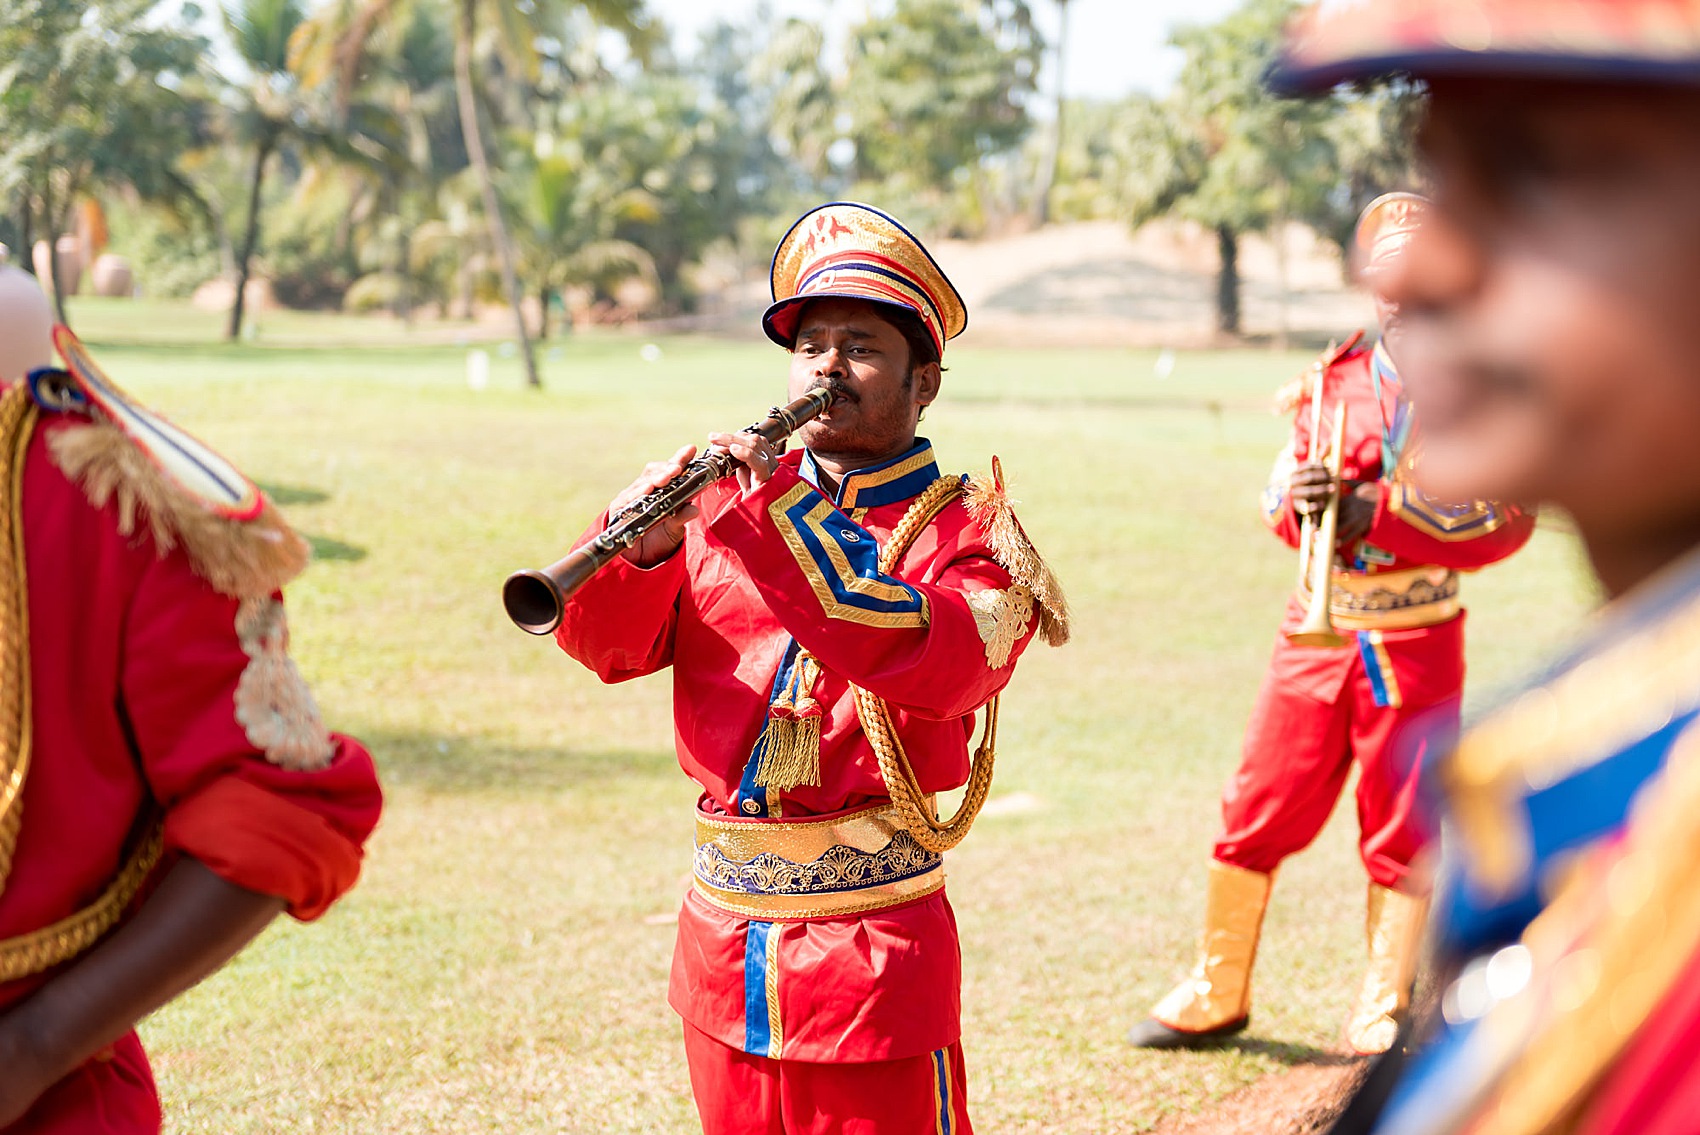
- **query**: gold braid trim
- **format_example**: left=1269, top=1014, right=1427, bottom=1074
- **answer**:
left=854, top=476, right=999, bottom=853
left=962, top=460, right=1070, bottom=646
left=0, top=385, right=37, bottom=899
left=0, top=386, right=166, bottom=981
left=0, top=823, right=164, bottom=983
left=47, top=421, right=308, bottom=600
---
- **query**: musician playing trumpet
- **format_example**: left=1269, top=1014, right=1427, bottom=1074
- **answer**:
left=546, top=203, right=1066, bottom=1135
left=1128, top=194, right=1533, bottom=1056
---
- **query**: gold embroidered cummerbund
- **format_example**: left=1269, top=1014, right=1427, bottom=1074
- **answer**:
left=1297, top=565, right=1461, bottom=631
left=693, top=801, right=945, bottom=920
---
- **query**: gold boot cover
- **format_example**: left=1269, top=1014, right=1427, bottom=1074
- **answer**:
left=1345, top=882, right=1430, bottom=1054
left=1150, top=861, right=1274, bottom=1032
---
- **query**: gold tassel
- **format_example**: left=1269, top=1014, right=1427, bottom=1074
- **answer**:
left=753, top=652, right=824, bottom=791
left=963, top=457, right=1071, bottom=646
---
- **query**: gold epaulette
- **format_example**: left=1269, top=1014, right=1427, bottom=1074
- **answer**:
left=1273, top=329, right=1368, bottom=415
left=962, top=457, right=1069, bottom=646
left=37, top=329, right=307, bottom=600
left=0, top=383, right=162, bottom=985
left=47, top=422, right=307, bottom=599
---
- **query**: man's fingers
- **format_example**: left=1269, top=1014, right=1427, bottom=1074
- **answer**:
left=705, top=430, right=778, bottom=485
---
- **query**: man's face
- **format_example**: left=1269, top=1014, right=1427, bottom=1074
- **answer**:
left=1384, top=79, right=1700, bottom=549
left=786, top=297, right=941, bottom=462
left=1372, top=291, right=1406, bottom=362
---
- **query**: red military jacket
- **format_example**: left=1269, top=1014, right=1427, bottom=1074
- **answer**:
left=1258, top=337, right=1534, bottom=707
left=555, top=439, right=1057, bottom=1062
left=0, top=387, right=381, bottom=1134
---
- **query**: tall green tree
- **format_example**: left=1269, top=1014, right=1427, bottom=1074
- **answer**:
left=350, top=3, right=464, bottom=320
left=508, top=149, right=654, bottom=337
left=536, top=70, right=765, bottom=311
left=298, top=0, right=651, bottom=387
left=842, top=0, right=1040, bottom=207
left=0, top=0, right=211, bottom=325
left=223, top=0, right=311, bottom=341
left=756, top=18, right=837, bottom=190
left=1111, top=0, right=1333, bottom=337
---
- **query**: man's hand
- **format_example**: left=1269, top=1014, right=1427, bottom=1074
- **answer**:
left=609, top=433, right=780, bottom=569
left=1290, top=462, right=1380, bottom=545
left=611, top=445, right=702, bottom=568
left=705, top=430, right=781, bottom=495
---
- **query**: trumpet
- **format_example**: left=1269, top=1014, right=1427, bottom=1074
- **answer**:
left=502, top=386, right=836, bottom=635
left=1288, top=396, right=1349, bottom=648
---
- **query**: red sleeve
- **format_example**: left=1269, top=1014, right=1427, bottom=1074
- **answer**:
left=707, top=467, right=1035, bottom=721
left=122, top=556, right=381, bottom=921
left=1362, top=472, right=1536, bottom=569
left=552, top=512, right=686, bottom=682
left=1261, top=442, right=1304, bottom=550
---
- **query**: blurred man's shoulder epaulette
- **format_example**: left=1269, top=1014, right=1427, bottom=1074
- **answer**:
left=1273, top=329, right=1369, bottom=414
left=30, top=328, right=308, bottom=599
left=959, top=457, right=1069, bottom=647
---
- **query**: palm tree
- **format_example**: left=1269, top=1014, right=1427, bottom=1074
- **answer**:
left=223, top=0, right=308, bottom=341
left=296, top=0, right=651, bottom=387
left=510, top=152, right=656, bottom=339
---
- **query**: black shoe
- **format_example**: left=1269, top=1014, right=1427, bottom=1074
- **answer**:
left=1126, top=1015, right=1250, bottom=1049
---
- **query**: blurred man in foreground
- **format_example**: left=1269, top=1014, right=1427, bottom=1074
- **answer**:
left=0, top=267, right=381, bottom=1133
left=549, top=202, right=1066, bottom=1133
left=1269, top=2, right=1700, bottom=1132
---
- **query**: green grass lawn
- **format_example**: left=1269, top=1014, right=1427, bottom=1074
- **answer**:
left=58, top=298, right=1597, bottom=1133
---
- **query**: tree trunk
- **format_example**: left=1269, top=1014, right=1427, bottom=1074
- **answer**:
left=228, top=132, right=275, bottom=342
left=454, top=0, right=540, bottom=388
left=18, top=200, right=34, bottom=278
left=396, top=224, right=415, bottom=326
left=538, top=283, right=551, bottom=341
left=1215, top=224, right=1241, bottom=338
left=40, top=174, right=70, bottom=327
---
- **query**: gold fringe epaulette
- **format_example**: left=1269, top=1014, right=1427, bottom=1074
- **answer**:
left=1273, top=330, right=1366, bottom=415
left=47, top=421, right=308, bottom=600
left=963, top=458, right=1069, bottom=647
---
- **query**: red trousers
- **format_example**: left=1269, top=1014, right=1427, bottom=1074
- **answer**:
left=1213, top=624, right=1460, bottom=891
left=683, top=1021, right=971, bottom=1135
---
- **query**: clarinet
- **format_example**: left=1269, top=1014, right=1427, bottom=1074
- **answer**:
left=501, top=386, right=836, bottom=634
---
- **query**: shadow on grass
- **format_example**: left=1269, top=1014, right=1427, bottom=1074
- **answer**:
left=1224, top=1036, right=1365, bottom=1068
left=368, top=730, right=676, bottom=793
left=306, top=533, right=368, bottom=562
left=77, top=338, right=454, bottom=362
left=258, top=480, right=331, bottom=506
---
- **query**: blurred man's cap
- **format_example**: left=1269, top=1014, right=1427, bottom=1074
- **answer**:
left=1356, top=191, right=1431, bottom=281
left=1271, top=0, right=1700, bottom=94
left=763, top=202, right=967, bottom=357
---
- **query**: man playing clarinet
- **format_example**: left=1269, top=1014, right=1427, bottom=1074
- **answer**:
left=547, top=202, right=1067, bottom=1134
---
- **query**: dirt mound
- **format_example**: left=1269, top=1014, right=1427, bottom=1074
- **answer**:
left=931, top=219, right=1375, bottom=349
left=1151, top=1058, right=1370, bottom=1135
left=657, top=219, right=1376, bottom=348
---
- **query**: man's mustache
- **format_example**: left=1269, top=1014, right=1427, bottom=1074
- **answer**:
left=810, top=380, right=857, bottom=406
